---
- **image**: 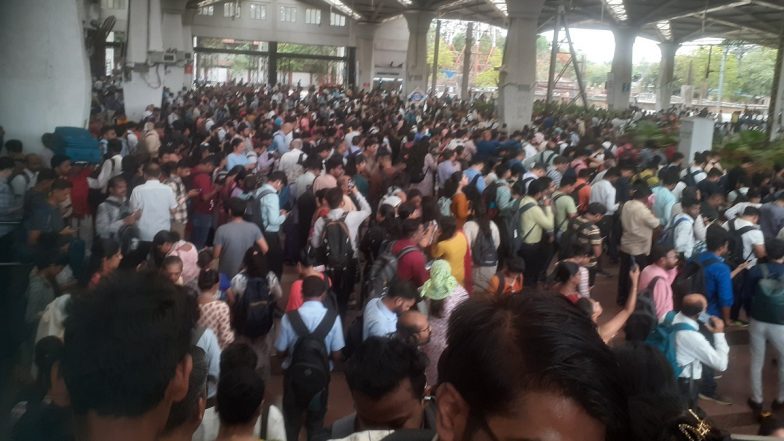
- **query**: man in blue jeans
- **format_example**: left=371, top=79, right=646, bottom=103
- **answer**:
left=691, top=225, right=737, bottom=405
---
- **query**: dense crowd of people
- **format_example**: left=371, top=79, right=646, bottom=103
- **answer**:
left=5, top=82, right=784, bottom=441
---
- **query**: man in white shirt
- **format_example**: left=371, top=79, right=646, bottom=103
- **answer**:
left=723, top=206, right=766, bottom=268
left=10, top=154, right=41, bottom=200
left=672, top=198, right=702, bottom=259
left=129, top=163, right=177, bottom=243
left=589, top=167, right=620, bottom=216
left=674, top=293, right=730, bottom=408
left=279, top=139, right=306, bottom=185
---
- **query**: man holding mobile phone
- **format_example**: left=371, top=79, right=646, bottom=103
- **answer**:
left=672, top=293, right=730, bottom=408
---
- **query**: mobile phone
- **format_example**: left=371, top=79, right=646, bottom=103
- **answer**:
left=698, top=312, right=711, bottom=324
left=629, top=256, right=639, bottom=272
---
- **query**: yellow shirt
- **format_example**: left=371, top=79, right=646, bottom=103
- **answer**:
left=432, top=232, right=468, bottom=284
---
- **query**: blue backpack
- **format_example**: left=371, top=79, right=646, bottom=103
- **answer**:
left=646, top=311, right=698, bottom=377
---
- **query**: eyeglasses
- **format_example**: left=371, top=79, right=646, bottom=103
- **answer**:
left=417, top=325, right=431, bottom=334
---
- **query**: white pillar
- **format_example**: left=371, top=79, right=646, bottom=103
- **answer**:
left=607, top=28, right=635, bottom=111
left=657, top=42, right=677, bottom=111
left=162, top=11, right=185, bottom=92
left=499, top=0, right=545, bottom=131
left=403, top=10, right=435, bottom=96
left=353, top=22, right=377, bottom=91
left=0, top=0, right=90, bottom=155
left=124, top=0, right=164, bottom=121
left=770, top=38, right=784, bottom=141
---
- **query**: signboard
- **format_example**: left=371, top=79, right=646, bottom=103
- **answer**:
left=408, top=88, right=426, bottom=103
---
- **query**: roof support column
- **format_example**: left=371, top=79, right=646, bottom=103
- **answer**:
left=0, top=0, right=90, bottom=154
left=352, top=22, right=377, bottom=91
left=607, top=28, right=635, bottom=111
left=498, top=0, right=545, bottom=131
left=657, top=42, right=678, bottom=111
left=403, top=9, right=435, bottom=96
left=123, top=0, right=165, bottom=121
left=768, top=30, right=784, bottom=142
left=461, top=22, right=474, bottom=99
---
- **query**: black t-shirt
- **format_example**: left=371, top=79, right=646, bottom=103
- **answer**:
left=11, top=401, right=74, bottom=441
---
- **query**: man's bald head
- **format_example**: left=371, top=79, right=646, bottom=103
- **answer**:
left=681, top=293, right=707, bottom=318
left=396, top=311, right=431, bottom=346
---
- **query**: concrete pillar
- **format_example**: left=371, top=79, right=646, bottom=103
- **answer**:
left=498, top=0, right=545, bottom=131
left=0, top=0, right=91, bottom=155
left=123, top=0, right=165, bottom=121
left=607, top=28, right=635, bottom=111
left=182, top=11, right=196, bottom=89
left=657, top=42, right=677, bottom=111
left=353, top=22, right=377, bottom=91
left=403, top=10, right=435, bottom=96
left=461, top=22, right=474, bottom=100
left=768, top=34, right=784, bottom=141
left=431, top=20, right=441, bottom=93
left=162, top=11, right=186, bottom=92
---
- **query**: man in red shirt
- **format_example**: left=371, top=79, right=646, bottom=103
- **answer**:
left=189, top=155, right=219, bottom=249
left=391, top=219, right=430, bottom=288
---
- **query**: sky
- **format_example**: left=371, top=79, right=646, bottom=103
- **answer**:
left=538, top=28, right=663, bottom=64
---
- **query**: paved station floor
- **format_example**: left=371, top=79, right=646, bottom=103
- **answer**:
left=266, top=261, right=784, bottom=437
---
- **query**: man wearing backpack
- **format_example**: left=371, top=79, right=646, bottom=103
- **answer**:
left=310, top=186, right=371, bottom=315
left=552, top=174, right=578, bottom=239
left=742, top=239, right=784, bottom=414
left=672, top=293, right=730, bottom=408
left=275, top=276, right=345, bottom=441
left=390, top=219, right=430, bottom=288
left=95, top=176, right=137, bottom=240
left=723, top=206, right=766, bottom=324
left=672, top=197, right=702, bottom=259
left=516, top=178, right=554, bottom=288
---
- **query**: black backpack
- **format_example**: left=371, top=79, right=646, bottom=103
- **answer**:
left=245, top=189, right=276, bottom=230
left=342, top=315, right=364, bottom=361
left=624, top=276, right=662, bottom=341
left=472, top=229, right=498, bottom=267
left=672, top=257, right=720, bottom=302
left=726, top=219, right=756, bottom=268
left=320, top=213, right=353, bottom=270
left=682, top=169, right=701, bottom=187
left=232, top=277, right=275, bottom=339
left=286, top=309, right=337, bottom=406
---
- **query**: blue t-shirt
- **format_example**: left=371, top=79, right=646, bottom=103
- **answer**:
left=226, top=152, right=249, bottom=171
left=362, top=297, right=397, bottom=341
left=693, top=251, right=733, bottom=317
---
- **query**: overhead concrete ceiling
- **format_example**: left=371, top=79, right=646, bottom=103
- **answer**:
left=186, top=0, right=784, bottom=46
